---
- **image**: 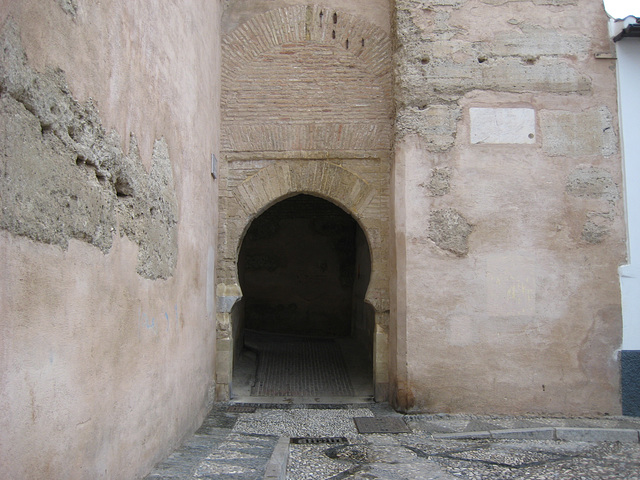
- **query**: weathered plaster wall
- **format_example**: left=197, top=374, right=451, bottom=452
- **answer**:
left=0, top=1, right=220, bottom=478
left=393, top=0, right=625, bottom=414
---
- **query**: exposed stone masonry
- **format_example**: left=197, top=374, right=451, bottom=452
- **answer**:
left=0, top=20, right=178, bottom=279
left=566, top=165, right=620, bottom=244
left=428, top=208, right=473, bottom=256
left=394, top=0, right=620, bottom=254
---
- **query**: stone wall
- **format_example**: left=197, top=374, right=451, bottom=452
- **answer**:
left=0, top=1, right=220, bottom=478
left=216, top=1, right=394, bottom=401
left=393, top=0, right=625, bottom=414
left=216, top=156, right=392, bottom=399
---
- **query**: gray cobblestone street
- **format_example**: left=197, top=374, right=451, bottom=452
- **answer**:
left=145, top=404, right=640, bottom=480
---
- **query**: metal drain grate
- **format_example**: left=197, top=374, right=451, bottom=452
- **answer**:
left=290, top=436, right=349, bottom=445
left=227, top=405, right=257, bottom=413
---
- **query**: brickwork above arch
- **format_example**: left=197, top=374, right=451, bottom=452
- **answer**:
left=222, top=5, right=391, bottom=79
left=221, top=5, right=393, bottom=153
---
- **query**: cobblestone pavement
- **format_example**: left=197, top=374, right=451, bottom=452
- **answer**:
left=145, top=403, right=640, bottom=480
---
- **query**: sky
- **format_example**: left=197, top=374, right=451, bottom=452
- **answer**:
left=603, top=0, right=640, bottom=19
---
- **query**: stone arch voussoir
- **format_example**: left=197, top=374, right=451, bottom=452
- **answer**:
left=233, top=162, right=374, bottom=219
left=228, top=162, right=383, bottom=307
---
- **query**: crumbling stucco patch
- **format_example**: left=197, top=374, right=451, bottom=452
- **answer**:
left=481, top=0, right=577, bottom=5
left=566, top=166, right=619, bottom=245
left=541, top=108, right=617, bottom=157
left=0, top=94, right=117, bottom=251
left=0, top=19, right=177, bottom=279
left=566, top=166, right=619, bottom=204
left=428, top=208, right=472, bottom=256
left=424, top=167, right=451, bottom=196
left=582, top=218, right=610, bottom=245
left=396, top=106, right=461, bottom=151
left=425, top=0, right=467, bottom=6
left=117, top=137, right=178, bottom=280
left=56, top=0, right=78, bottom=17
left=490, top=24, right=590, bottom=59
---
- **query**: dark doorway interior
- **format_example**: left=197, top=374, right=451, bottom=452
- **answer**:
left=234, top=194, right=374, bottom=400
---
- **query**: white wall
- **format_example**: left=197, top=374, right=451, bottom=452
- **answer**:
left=614, top=18, right=640, bottom=350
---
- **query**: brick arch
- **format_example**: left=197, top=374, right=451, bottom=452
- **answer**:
left=222, top=5, right=392, bottom=79
left=215, top=160, right=390, bottom=401
left=235, top=189, right=379, bottom=307
left=216, top=4, right=392, bottom=403
left=226, top=162, right=379, bottom=292
left=233, top=162, right=374, bottom=219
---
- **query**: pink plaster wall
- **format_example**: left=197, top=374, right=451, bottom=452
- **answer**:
left=0, top=1, right=221, bottom=478
left=393, top=0, right=625, bottom=415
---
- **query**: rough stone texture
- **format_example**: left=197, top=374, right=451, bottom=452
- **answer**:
left=566, top=166, right=619, bottom=203
left=56, top=0, right=77, bottom=17
left=425, top=167, right=451, bottom=196
left=395, top=7, right=591, bottom=110
left=482, top=0, right=578, bottom=5
left=541, top=108, right=617, bottom=157
left=396, top=105, right=461, bottom=152
left=581, top=219, right=610, bottom=245
left=428, top=208, right=473, bottom=256
left=0, top=20, right=178, bottom=279
left=566, top=166, right=620, bottom=245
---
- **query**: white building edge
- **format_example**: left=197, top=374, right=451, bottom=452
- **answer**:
left=607, top=1, right=640, bottom=415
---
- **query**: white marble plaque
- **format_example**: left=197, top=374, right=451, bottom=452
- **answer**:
left=470, top=107, right=536, bottom=144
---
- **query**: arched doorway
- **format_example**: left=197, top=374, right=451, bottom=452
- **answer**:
left=232, top=194, right=374, bottom=400
left=216, top=3, right=393, bottom=403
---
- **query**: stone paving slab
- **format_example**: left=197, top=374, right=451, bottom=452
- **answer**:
left=432, top=427, right=640, bottom=442
left=264, top=436, right=290, bottom=480
left=490, top=428, right=556, bottom=440
left=555, top=427, right=640, bottom=443
left=145, top=403, right=640, bottom=480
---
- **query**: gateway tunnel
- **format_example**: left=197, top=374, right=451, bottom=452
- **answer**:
left=233, top=194, right=374, bottom=400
